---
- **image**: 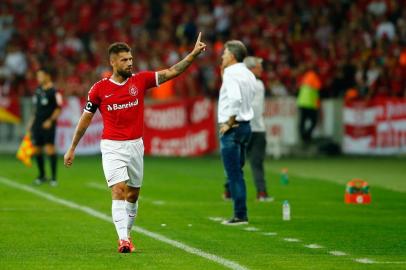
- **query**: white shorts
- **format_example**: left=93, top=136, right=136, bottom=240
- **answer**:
left=100, top=138, right=144, bottom=188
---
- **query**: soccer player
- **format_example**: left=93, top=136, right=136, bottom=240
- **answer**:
left=28, top=67, right=62, bottom=186
left=218, top=40, right=256, bottom=225
left=63, top=33, right=206, bottom=253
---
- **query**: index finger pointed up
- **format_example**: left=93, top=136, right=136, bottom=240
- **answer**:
left=196, top=32, right=202, bottom=43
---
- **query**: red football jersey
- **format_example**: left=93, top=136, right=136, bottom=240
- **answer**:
left=84, top=71, right=158, bottom=140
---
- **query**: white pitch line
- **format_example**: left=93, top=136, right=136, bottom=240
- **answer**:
left=244, top=227, right=259, bottom=232
left=262, top=232, right=278, bottom=236
left=283, top=238, right=301, bottom=242
left=329, top=251, right=347, bottom=256
left=304, top=244, right=324, bottom=249
left=355, top=258, right=375, bottom=264
left=355, top=259, right=406, bottom=265
left=0, top=177, right=249, bottom=270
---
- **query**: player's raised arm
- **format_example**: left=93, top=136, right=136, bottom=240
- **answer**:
left=157, top=32, right=206, bottom=85
left=63, top=111, right=94, bottom=167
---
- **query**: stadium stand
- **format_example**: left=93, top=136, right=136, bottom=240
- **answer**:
left=0, top=0, right=405, bottom=100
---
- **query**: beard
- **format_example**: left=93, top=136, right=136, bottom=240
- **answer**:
left=117, top=68, right=132, bottom=79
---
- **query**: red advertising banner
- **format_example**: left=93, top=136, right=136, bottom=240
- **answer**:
left=343, top=98, right=406, bottom=154
left=143, top=97, right=217, bottom=156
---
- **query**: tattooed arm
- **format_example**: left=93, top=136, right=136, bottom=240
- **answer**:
left=64, top=112, right=94, bottom=167
left=157, top=32, right=206, bottom=84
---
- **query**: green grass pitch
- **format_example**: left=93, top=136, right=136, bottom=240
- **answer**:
left=0, top=154, right=405, bottom=270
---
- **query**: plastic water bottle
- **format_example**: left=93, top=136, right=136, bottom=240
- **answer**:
left=282, top=200, right=291, bottom=221
left=280, top=168, right=289, bottom=185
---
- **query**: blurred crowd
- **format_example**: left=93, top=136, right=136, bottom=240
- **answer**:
left=1, top=0, right=406, bottom=100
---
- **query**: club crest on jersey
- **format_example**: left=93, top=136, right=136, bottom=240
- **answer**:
left=129, top=85, right=138, bottom=96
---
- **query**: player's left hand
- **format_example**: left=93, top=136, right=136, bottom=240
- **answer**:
left=64, top=148, right=75, bottom=168
left=192, top=32, right=207, bottom=56
left=219, top=123, right=239, bottom=136
left=42, top=119, right=52, bottom=129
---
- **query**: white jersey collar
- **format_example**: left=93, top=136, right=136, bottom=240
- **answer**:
left=109, top=76, right=130, bottom=86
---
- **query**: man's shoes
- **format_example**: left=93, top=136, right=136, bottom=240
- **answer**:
left=221, top=217, right=248, bottom=225
left=33, top=177, right=46, bottom=185
left=223, top=191, right=231, bottom=201
left=257, top=192, right=274, bottom=202
left=50, top=180, right=58, bottom=187
left=258, top=196, right=274, bottom=202
left=128, top=237, right=135, bottom=252
left=118, top=240, right=131, bottom=253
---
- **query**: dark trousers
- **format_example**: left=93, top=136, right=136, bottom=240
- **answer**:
left=220, top=122, right=251, bottom=219
left=247, top=132, right=267, bottom=193
left=32, top=124, right=58, bottom=180
left=299, top=107, right=318, bottom=143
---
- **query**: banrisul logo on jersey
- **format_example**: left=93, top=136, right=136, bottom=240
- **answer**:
left=129, top=85, right=138, bottom=96
left=107, top=99, right=139, bottom=111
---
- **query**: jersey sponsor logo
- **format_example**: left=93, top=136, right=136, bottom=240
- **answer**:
left=107, top=99, right=139, bottom=111
left=105, top=94, right=114, bottom=98
left=129, top=85, right=138, bottom=96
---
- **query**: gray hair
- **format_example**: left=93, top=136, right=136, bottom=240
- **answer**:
left=243, top=56, right=263, bottom=69
left=224, top=40, right=248, bottom=62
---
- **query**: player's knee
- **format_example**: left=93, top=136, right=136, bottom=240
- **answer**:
left=126, top=187, right=140, bottom=203
left=111, top=183, right=126, bottom=200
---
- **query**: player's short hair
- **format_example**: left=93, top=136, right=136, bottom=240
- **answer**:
left=225, top=40, right=247, bottom=62
left=243, top=56, right=263, bottom=69
left=108, top=42, right=131, bottom=57
left=38, top=65, right=57, bottom=79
